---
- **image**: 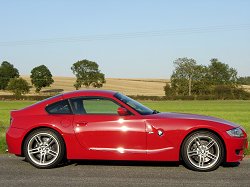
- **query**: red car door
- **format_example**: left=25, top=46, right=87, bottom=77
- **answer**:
left=71, top=97, right=147, bottom=160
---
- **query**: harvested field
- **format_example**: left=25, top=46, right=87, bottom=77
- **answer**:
left=0, top=76, right=169, bottom=96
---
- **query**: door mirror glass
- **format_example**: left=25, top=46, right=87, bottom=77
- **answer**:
left=117, top=107, right=129, bottom=116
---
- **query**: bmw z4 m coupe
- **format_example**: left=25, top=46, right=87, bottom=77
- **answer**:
left=6, top=90, right=248, bottom=171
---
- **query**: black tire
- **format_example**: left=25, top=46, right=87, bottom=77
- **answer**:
left=23, top=128, right=65, bottom=169
left=181, top=131, right=224, bottom=172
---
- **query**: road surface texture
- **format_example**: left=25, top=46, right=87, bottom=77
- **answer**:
left=0, top=154, right=249, bottom=187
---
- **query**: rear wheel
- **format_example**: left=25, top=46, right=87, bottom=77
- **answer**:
left=24, top=128, right=65, bottom=169
left=181, top=131, right=224, bottom=172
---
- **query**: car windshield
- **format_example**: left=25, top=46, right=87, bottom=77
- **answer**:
left=114, top=93, right=155, bottom=115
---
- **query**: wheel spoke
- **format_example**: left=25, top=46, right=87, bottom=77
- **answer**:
left=48, top=150, right=58, bottom=157
left=29, top=148, right=40, bottom=155
left=206, top=140, right=215, bottom=150
left=40, top=153, right=46, bottom=164
left=47, top=138, right=55, bottom=146
left=207, top=152, right=217, bottom=160
left=35, top=136, right=43, bottom=144
left=188, top=150, right=198, bottom=157
left=198, top=156, right=205, bottom=167
left=195, top=137, right=202, bottom=148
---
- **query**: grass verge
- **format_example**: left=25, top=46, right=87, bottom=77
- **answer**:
left=0, top=129, right=7, bottom=153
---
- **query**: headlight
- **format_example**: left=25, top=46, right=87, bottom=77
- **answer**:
left=226, top=127, right=244, bottom=137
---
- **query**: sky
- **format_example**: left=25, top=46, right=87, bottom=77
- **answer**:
left=0, top=0, right=250, bottom=78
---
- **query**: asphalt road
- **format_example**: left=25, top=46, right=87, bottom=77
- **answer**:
left=0, top=155, right=249, bottom=187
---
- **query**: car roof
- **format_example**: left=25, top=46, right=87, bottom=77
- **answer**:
left=62, top=90, right=117, bottom=99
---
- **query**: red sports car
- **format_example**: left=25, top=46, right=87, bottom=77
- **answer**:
left=6, top=90, right=248, bottom=171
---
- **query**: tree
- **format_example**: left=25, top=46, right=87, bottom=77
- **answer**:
left=213, top=85, right=232, bottom=100
left=0, top=61, right=19, bottom=90
left=171, top=58, right=197, bottom=96
left=164, top=83, right=176, bottom=96
left=7, top=78, right=30, bottom=96
left=71, top=59, right=106, bottom=90
left=238, top=76, right=250, bottom=85
left=191, top=65, right=211, bottom=95
left=208, top=58, right=238, bottom=86
left=168, top=57, right=241, bottom=98
left=30, top=65, right=54, bottom=92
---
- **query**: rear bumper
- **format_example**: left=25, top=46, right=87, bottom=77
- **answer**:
left=225, top=135, right=248, bottom=163
left=6, top=127, right=26, bottom=156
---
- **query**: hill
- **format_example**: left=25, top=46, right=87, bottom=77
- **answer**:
left=0, top=76, right=169, bottom=96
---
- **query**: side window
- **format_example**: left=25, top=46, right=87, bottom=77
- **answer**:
left=70, top=97, right=120, bottom=115
left=46, top=100, right=72, bottom=114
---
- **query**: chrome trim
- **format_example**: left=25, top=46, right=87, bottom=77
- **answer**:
left=89, top=147, right=174, bottom=154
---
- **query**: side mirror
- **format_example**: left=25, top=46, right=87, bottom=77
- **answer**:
left=117, top=107, right=129, bottom=116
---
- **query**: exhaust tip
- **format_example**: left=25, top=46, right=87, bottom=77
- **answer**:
left=5, top=149, right=8, bottom=153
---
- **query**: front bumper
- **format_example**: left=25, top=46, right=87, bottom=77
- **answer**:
left=225, top=135, right=248, bottom=162
left=6, top=127, right=26, bottom=156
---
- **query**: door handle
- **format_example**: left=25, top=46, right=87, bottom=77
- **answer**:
left=76, top=121, right=88, bottom=126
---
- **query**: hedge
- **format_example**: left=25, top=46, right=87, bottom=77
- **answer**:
left=0, top=93, right=249, bottom=101
left=0, top=95, right=52, bottom=101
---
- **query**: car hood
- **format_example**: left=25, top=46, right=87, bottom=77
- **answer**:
left=153, top=112, right=239, bottom=128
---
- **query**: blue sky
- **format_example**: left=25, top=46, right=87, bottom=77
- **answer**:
left=0, top=0, right=250, bottom=78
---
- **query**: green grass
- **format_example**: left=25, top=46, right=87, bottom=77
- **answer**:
left=0, top=132, right=7, bottom=153
left=0, top=101, right=35, bottom=153
left=0, top=100, right=249, bottom=154
left=0, top=101, right=35, bottom=127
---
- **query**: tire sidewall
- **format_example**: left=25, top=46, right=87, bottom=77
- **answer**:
left=181, top=131, right=224, bottom=172
left=24, top=128, right=65, bottom=169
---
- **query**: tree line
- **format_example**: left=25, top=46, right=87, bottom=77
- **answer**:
left=165, top=58, right=250, bottom=100
left=238, top=76, right=250, bottom=85
left=0, top=60, right=105, bottom=96
left=0, top=58, right=249, bottom=99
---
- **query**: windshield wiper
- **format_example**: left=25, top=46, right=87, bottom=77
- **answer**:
left=152, top=110, right=160, bottom=114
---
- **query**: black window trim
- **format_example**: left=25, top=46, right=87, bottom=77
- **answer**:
left=45, top=99, right=73, bottom=115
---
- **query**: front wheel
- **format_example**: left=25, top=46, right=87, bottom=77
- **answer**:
left=181, top=131, right=224, bottom=172
left=24, top=128, right=65, bottom=169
